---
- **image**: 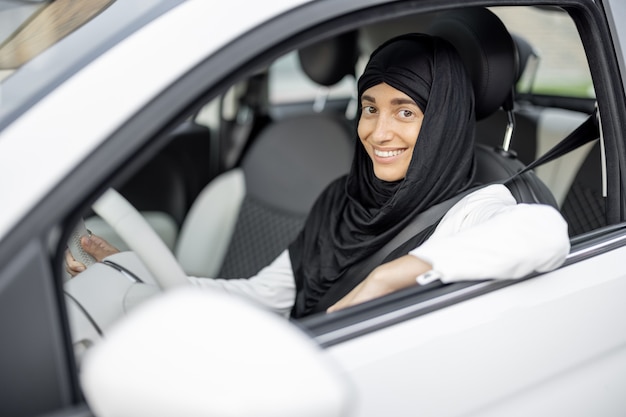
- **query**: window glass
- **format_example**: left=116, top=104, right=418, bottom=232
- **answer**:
left=268, top=7, right=595, bottom=103
left=268, top=50, right=355, bottom=106
left=491, top=7, right=594, bottom=98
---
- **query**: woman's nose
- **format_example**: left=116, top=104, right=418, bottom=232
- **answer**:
left=372, top=115, right=393, bottom=143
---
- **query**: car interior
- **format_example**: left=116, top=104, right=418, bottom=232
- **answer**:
left=67, top=4, right=600, bottom=338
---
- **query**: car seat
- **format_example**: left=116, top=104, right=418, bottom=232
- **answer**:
left=474, top=29, right=600, bottom=235
left=428, top=7, right=557, bottom=206
left=475, top=34, right=539, bottom=165
left=174, top=34, right=358, bottom=278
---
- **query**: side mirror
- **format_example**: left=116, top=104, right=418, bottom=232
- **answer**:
left=80, top=288, right=353, bottom=417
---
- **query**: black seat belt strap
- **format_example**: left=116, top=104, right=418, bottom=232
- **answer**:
left=509, top=108, right=599, bottom=180
left=314, top=189, right=475, bottom=312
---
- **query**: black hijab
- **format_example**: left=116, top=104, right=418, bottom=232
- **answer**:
left=289, top=34, right=476, bottom=318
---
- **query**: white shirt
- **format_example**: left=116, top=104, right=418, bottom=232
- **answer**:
left=184, top=184, right=570, bottom=317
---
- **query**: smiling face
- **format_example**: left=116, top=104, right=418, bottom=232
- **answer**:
left=357, top=82, right=424, bottom=182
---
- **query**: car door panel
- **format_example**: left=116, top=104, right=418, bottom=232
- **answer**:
left=0, top=239, right=82, bottom=417
left=326, top=240, right=626, bottom=416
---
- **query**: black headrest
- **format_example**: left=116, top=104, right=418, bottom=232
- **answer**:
left=297, top=31, right=359, bottom=86
left=428, top=8, right=517, bottom=120
left=512, top=33, right=537, bottom=83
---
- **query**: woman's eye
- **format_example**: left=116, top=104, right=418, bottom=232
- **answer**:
left=363, top=105, right=377, bottom=114
left=399, top=109, right=414, bottom=118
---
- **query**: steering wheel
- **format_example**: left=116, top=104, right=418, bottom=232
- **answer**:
left=89, top=188, right=189, bottom=290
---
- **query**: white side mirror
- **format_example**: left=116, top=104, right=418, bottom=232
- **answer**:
left=80, top=288, right=353, bottom=417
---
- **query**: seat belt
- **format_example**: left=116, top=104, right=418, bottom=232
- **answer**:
left=313, top=190, right=473, bottom=313
left=315, top=108, right=599, bottom=312
left=508, top=108, right=599, bottom=179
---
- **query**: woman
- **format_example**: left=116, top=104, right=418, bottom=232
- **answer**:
left=67, top=34, right=570, bottom=318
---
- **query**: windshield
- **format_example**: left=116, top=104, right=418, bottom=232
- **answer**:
left=0, top=0, right=114, bottom=82
left=0, top=0, right=185, bottom=131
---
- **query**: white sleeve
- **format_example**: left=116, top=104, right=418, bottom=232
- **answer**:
left=410, top=184, right=570, bottom=283
left=187, top=250, right=296, bottom=317
left=103, top=250, right=296, bottom=318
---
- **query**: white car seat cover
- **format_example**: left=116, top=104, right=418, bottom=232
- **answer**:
left=175, top=169, right=245, bottom=277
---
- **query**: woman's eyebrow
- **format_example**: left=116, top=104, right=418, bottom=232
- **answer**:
left=390, top=98, right=417, bottom=106
left=361, top=95, right=417, bottom=106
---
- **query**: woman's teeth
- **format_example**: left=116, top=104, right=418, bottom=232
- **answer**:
left=374, top=149, right=405, bottom=158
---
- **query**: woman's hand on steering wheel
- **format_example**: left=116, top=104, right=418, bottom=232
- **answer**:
left=65, top=235, right=120, bottom=277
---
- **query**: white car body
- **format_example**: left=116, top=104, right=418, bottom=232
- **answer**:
left=1, top=1, right=625, bottom=416
left=328, top=251, right=626, bottom=415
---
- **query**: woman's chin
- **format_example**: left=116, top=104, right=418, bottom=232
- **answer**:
left=373, top=169, right=405, bottom=182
